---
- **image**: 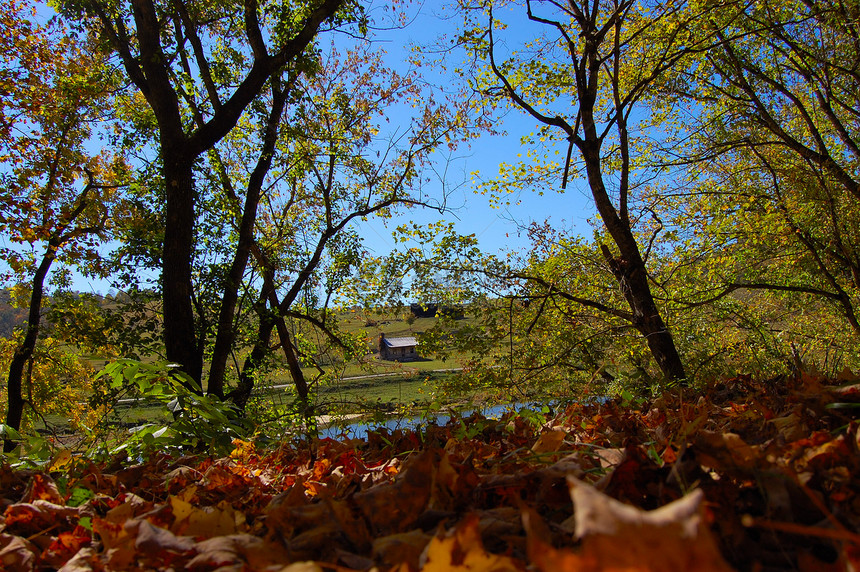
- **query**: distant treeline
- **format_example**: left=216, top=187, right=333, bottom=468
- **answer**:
left=0, top=289, right=146, bottom=339
left=0, top=290, right=28, bottom=339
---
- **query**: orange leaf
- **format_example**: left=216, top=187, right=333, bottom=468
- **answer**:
left=567, top=477, right=733, bottom=571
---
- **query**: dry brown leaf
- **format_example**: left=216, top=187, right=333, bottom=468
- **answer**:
left=103, top=493, right=148, bottom=523
left=92, top=518, right=135, bottom=569
left=22, top=473, right=64, bottom=504
left=3, top=500, right=84, bottom=533
left=531, top=430, right=566, bottom=455
left=833, top=383, right=860, bottom=400
left=56, top=546, right=99, bottom=572
left=327, top=497, right=372, bottom=553
left=769, top=413, right=809, bottom=443
left=169, top=495, right=243, bottom=537
left=265, top=487, right=331, bottom=541
left=835, top=368, right=859, bottom=384
left=418, top=514, right=523, bottom=572
left=273, top=563, right=325, bottom=572
left=694, top=431, right=762, bottom=472
left=130, top=518, right=195, bottom=555
left=374, top=529, right=433, bottom=570
left=0, top=532, right=37, bottom=571
left=186, top=534, right=289, bottom=570
left=568, top=476, right=734, bottom=571
left=354, top=449, right=436, bottom=535
left=523, top=506, right=591, bottom=572
left=593, top=447, right=625, bottom=469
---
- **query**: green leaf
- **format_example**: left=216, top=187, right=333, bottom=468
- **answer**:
left=0, top=424, right=22, bottom=440
left=67, top=487, right=95, bottom=507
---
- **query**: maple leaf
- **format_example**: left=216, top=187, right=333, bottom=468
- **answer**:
left=353, top=449, right=438, bottom=535
left=524, top=477, right=735, bottom=572
left=3, top=500, right=84, bottom=534
left=22, top=473, right=64, bottom=504
left=531, top=429, right=566, bottom=455
left=694, top=431, right=763, bottom=473
left=572, top=477, right=733, bottom=571
left=373, top=529, right=434, bottom=570
left=185, top=534, right=290, bottom=570
left=39, top=525, right=91, bottom=569
left=169, top=495, right=244, bottom=538
left=417, top=513, right=523, bottom=571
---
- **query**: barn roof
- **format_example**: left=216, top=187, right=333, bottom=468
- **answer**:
left=382, top=336, right=417, bottom=348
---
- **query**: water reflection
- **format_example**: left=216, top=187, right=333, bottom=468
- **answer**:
left=319, top=403, right=530, bottom=439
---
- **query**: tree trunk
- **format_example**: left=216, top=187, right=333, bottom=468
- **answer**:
left=108, top=0, right=345, bottom=391
left=161, top=153, right=203, bottom=388
left=233, top=259, right=310, bottom=412
left=487, top=0, right=687, bottom=383
left=207, top=81, right=288, bottom=399
left=600, top=244, right=687, bottom=381
left=582, top=133, right=687, bottom=383
left=4, top=243, right=56, bottom=452
left=230, top=310, right=276, bottom=412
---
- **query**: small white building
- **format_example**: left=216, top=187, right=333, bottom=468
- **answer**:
left=378, top=333, right=419, bottom=361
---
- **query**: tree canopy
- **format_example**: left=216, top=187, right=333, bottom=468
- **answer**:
left=0, top=0, right=856, bottom=475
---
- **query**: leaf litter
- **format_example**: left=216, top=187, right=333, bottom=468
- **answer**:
left=1, top=373, right=859, bottom=571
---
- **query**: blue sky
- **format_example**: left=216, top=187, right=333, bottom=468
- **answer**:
left=74, top=0, right=594, bottom=294
left=16, top=0, right=595, bottom=294
left=347, top=0, right=594, bottom=260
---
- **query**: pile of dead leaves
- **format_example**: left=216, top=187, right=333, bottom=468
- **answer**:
left=1, top=373, right=860, bottom=571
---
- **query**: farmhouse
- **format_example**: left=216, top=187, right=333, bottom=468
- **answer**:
left=378, top=333, right=419, bottom=361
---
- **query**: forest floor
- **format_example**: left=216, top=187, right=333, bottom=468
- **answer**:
left=1, top=372, right=859, bottom=571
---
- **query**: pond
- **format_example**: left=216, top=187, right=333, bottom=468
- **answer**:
left=318, top=402, right=544, bottom=440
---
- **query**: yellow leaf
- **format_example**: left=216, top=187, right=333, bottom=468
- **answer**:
left=169, top=495, right=241, bottom=538
left=419, top=514, right=522, bottom=571
left=531, top=430, right=566, bottom=454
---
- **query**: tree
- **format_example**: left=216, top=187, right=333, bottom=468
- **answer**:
left=222, top=44, right=471, bottom=411
left=56, top=0, right=474, bottom=414
left=656, top=0, right=860, bottom=365
left=458, top=0, right=722, bottom=382
left=56, top=0, right=358, bottom=387
left=0, top=0, right=124, bottom=450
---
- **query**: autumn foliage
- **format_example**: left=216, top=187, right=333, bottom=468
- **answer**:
left=0, top=373, right=858, bottom=571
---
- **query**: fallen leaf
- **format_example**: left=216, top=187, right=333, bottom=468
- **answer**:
left=835, top=369, right=859, bottom=383
left=694, top=431, right=762, bottom=472
left=40, top=525, right=91, bottom=568
left=0, top=532, right=37, bottom=571
left=769, top=413, right=809, bottom=443
left=568, top=476, right=733, bottom=571
left=186, top=534, right=289, bottom=570
left=274, top=563, right=325, bottom=572
left=55, top=546, right=99, bottom=571
left=49, top=449, right=74, bottom=473
left=23, top=473, right=64, bottom=504
left=354, top=449, right=437, bottom=535
left=4, top=500, right=83, bottom=533
left=373, top=529, right=433, bottom=570
left=419, top=514, right=523, bottom=571
left=531, top=430, right=566, bottom=455
left=170, top=495, right=242, bottom=537
left=523, top=505, right=590, bottom=572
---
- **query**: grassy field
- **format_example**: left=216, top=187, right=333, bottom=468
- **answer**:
left=92, top=308, right=484, bottom=431
left=98, top=368, right=467, bottom=436
left=269, top=307, right=481, bottom=383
